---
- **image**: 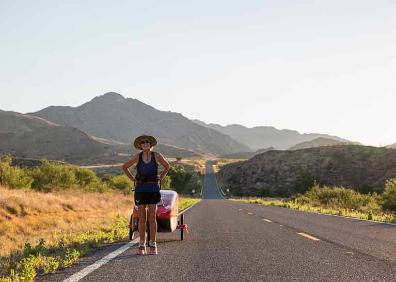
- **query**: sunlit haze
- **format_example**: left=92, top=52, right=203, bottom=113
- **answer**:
left=1, top=1, right=395, bottom=146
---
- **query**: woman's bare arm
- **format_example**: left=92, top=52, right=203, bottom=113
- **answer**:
left=155, top=152, right=170, bottom=180
left=122, top=154, right=140, bottom=181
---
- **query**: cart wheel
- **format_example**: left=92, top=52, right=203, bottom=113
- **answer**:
left=180, top=213, right=184, bottom=241
left=129, top=215, right=134, bottom=240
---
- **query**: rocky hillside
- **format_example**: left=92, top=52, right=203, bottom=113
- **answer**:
left=193, top=120, right=350, bottom=150
left=217, top=145, right=396, bottom=197
left=220, top=147, right=274, bottom=160
left=30, top=92, right=249, bottom=155
left=288, top=137, right=358, bottom=150
left=0, top=110, right=202, bottom=164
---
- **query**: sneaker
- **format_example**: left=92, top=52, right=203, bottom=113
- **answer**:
left=147, top=242, right=158, bottom=255
left=136, top=243, right=146, bottom=255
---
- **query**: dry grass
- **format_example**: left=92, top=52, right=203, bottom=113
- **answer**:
left=0, top=186, right=200, bottom=281
left=0, top=186, right=133, bottom=258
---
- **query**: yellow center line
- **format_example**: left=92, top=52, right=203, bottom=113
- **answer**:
left=297, top=232, right=320, bottom=241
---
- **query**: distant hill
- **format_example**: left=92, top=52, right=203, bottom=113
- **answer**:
left=192, top=120, right=350, bottom=150
left=0, top=110, right=202, bottom=164
left=288, top=137, right=359, bottom=150
left=30, top=92, right=249, bottom=155
left=386, top=143, right=396, bottom=149
left=217, top=145, right=396, bottom=197
left=220, top=147, right=274, bottom=159
left=0, top=110, right=110, bottom=163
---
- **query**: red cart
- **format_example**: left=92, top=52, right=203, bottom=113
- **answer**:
left=129, top=190, right=187, bottom=241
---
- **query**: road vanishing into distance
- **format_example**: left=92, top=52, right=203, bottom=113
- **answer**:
left=40, top=161, right=396, bottom=282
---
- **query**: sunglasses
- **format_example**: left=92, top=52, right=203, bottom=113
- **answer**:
left=140, top=140, right=151, bottom=144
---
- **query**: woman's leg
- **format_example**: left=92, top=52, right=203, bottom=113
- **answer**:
left=147, top=204, right=157, bottom=243
left=138, top=204, right=147, bottom=243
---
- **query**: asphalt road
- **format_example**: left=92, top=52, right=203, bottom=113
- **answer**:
left=40, top=161, right=396, bottom=282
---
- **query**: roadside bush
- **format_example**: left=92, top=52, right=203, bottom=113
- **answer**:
left=293, top=170, right=316, bottom=194
left=382, top=179, right=396, bottom=212
left=107, top=175, right=133, bottom=191
left=160, top=175, right=172, bottom=190
left=30, top=161, right=77, bottom=191
left=74, top=167, right=100, bottom=187
left=293, top=184, right=381, bottom=212
left=168, top=165, right=192, bottom=193
left=73, top=167, right=109, bottom=192
left=0, top=156, right=33, bottom=189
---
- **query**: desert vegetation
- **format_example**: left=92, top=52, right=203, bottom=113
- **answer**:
left=0, top=156, right=130, bottom=193
left=233, top=180, right=396, bottom=223
left=0, top=156, right=175, bottom=194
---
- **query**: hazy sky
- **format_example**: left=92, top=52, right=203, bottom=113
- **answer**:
left=1, top=1, right=395, bottom=146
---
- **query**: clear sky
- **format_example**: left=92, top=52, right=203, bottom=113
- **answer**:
left=1, top=0, right=395, bottom=146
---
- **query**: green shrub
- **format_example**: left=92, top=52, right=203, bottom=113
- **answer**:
left=30, top=160, right=77, bottom=191
left=43, top=257, right=60, bottom=274
left=28, top=161, right=110, bottom=192
left=61, top=249, right=81, bottom=268
left=18, top=255, right=38, bottom=281
left=382, top=179, right=396, bottom=212
left=168, top=165, right=192, bottom=193
left=107, top=175, right=133, bottom=191
left=160, top=175, right=171, bottom=190
left=74, top=167, right=101, bottom=187
left=293, top=170, right=316, bottom=194
left=0, top=156, right=33, bottom=189
left=74, top=167, right=109, bottom=192
left=293, top=184, right=380, bottom=212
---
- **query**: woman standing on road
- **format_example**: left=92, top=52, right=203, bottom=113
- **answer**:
left=122, top=134, right=170, bottom=255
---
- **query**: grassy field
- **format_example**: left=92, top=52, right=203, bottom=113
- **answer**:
left=0, top=186, right=200, bottom=282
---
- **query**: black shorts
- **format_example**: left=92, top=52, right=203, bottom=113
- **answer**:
left=134, top=192, right=161, bottom=205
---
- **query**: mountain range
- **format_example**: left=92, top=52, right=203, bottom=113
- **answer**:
left=30, top=92, right=249, bottom=156
left=192, top=120, right=351, bottom=150
left=0, top=110, right=201, bottom=164
left=288, top=137, right=359, bottom=150
left=2, top=92, right=393, bottom=165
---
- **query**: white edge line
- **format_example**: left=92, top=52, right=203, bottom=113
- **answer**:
left=263, top=218, right=272, bottom=223
left=179, top=200, right=201, bottom=215
left=62, top=239, right=139, bottom=282
left=63, top=198, right=200, bottom=282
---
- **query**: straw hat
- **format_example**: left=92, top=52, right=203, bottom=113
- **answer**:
left=133, top=134, right=157, bottom=150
